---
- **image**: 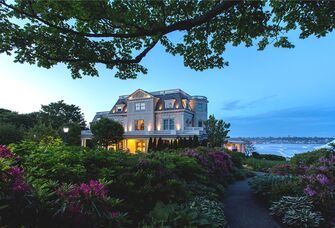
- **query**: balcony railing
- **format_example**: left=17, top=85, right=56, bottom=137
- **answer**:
left=81, top=127, right=204, bottom=139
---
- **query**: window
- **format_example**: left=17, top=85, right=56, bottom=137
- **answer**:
left=163, top=118, right=175, bottom=130
left=135, top=119, right=144, bottom=130
left=116, top=106, right=123, bottom=112
left=198, top=120, right=203, bottom=127
left=135, top=102, right=145, bottom=111
left=164, top=100, right=174, bottom=109
left=197, top=103, right=204, bottom=112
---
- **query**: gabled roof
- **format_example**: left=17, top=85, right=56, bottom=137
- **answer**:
left=127, top=89, right=154, bottom=100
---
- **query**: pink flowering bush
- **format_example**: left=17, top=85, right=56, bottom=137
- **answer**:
left=55, top=179, right=126, bottom=226
left=300, top=155, right=335, bottom=211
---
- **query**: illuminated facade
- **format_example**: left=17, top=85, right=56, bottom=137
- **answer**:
left=81, top=89, right=208, bottom=153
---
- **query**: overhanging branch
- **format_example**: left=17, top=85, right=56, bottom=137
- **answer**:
left=1, top=0, right=236, bottom=38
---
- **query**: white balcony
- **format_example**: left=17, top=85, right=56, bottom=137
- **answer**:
left=81, top=127, right=204, bottom=139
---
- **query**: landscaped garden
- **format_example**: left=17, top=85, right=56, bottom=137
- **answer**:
left=0, top=140, right=253, bottom=227
left=249, top=146, right=335, bottom=227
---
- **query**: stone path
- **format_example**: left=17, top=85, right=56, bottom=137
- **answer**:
left=223, top=176, right=282, bottom=228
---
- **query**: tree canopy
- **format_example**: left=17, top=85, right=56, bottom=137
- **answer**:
left=90, top=118, right=124, bottom=149
left=1, top=0, right=334, bottom=79
left=204, top=114, right=230, bottom=147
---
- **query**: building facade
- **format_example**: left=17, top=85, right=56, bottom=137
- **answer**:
left=81, top=89, right=208, bottom=153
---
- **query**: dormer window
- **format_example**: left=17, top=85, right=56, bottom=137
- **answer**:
left=165, top=99, right=174, bottom=109
left=117, top=106, right=122, bottom=112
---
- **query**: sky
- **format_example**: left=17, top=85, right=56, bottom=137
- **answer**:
left=0, top=31, right=334, bottom=137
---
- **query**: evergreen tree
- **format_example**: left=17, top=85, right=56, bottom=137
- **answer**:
left=152, top=138, right=157, bottom=151
left=148, top=137, right=153, bottom=151
left=188, top=136, right=193, bottom=148
left=173, top=139, right=178, bottom=149
left=157, top=137, right=163, bottom=151
left=183, top=137, right=188, bottom=148
left=193, top=135, right=200, bottom=148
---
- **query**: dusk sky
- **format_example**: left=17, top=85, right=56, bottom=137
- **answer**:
left=0, top=31, right=334, bottom=137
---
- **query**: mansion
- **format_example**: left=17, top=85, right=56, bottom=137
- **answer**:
left=81, top=89, right=208, bottom=153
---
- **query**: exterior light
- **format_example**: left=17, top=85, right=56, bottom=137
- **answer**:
left=148, top=124, right=152, bottom=131
left=176, top=124, right=181, bottom=130
left=63, top=126, right=69, bottom=133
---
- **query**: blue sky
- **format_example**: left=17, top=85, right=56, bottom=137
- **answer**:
left=0, top=31, right=334, bottom=137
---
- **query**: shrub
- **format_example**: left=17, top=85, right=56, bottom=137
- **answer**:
left=252, top=152, right=286, bottom=161
left=142, top=197, right=227, bottom=228
left=290, top=148, right=331, bottom=166
left=249, top=175, right=303, bottom=203
left=244, top=158, right=287, bottom=172
left=270, top=196, right=324, bottom=227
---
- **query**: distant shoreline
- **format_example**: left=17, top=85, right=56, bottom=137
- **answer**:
left=231, top=137, right=334, bottom=145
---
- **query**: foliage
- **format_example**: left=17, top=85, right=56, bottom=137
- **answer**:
left=252, top=152, right=286, bottom=161
left=244, top=140, right=257, bottom=156
left=244, top=158, right=287, bottom=172
left=39, top=100, right=86, bottom=129
left=249, top=174, right=304, bottom=203
left=0, top=123, right=23, bottom=144
left=148, top=136, right=201, bottom=151
left=54, top=180, right=126, bottom=227
left=142, top=197, right=227, bottom=228
left=90, top=118, right=124, bottom=149
left=290, top=148, right=332, bottom=166
left=270, top=196, right=324, bottom=228
left=24, top=121, right=59, bottom=142
left=2, top=1, right=335, bottom=78
left=300, top=154, right=335, bottom=212
left=226, top=150, right=245, bottom=168
left=1, top=141, right=253, bottom=227
left=204, top=115, right=230, bottom=148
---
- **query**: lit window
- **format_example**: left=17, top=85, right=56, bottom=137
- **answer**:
left=135, top=103, right=145, bottom=111
left=135, top=120, right=144, bottom=130
left=163, top=119, right=175, bottom=130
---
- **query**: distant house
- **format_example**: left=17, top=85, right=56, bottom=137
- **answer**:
left=224, top=140, right=246, bottom=153
left=81, top=89, right=208, bottom=153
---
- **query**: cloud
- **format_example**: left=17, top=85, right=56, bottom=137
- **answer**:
left=222, top=95, right=277, bottom=111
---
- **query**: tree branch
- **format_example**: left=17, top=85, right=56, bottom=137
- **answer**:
left=40, top=38, right=160, bottom=64
left=1, top=0, right=236, bottom=38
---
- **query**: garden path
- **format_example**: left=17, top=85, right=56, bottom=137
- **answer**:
left=223, top=174, right=283, bottom=228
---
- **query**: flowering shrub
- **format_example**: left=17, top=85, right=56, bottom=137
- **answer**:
left=271, top=164, right=293, bottom=176
left=0, top=145, right=35, bottom=227
left=208, top=151, right=233, bottom=175
left=55, top=179, right=126, bottom=226
left=299, top=154, right=335, bottom=211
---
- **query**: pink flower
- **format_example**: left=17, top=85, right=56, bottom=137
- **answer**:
left=111, top=211, right=119, bottom=218
left=89, top=180, right=107, bottom=197
left=318, top=166, right=329, bottom=172
left=8, top=167, right=24, bottom=177
left=12, top=179, right=29, bottom=193
left=0, top=145, right=14, bottom=158
left=79, top=183, right=91, bottom=197
left=316, top=174, right=329, bottom=185
left=304, top=186, right=317, bottom=196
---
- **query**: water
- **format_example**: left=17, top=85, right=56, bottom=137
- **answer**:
left=254, top=144, right=324, bottom=158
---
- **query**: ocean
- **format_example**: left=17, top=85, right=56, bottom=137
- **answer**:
left=254, top=144, right=324, bottom=158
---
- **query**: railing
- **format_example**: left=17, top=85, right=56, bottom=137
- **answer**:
left=82, top=128, right=204, bottom=138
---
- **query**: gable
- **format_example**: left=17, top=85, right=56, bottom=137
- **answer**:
left=128, top=89, right=153, bottom=100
